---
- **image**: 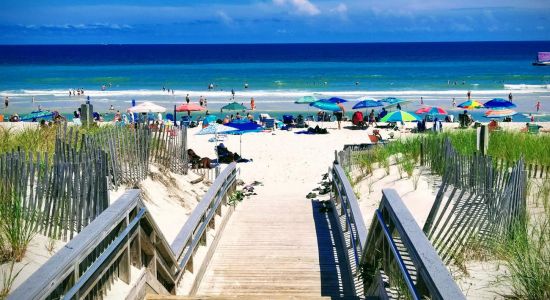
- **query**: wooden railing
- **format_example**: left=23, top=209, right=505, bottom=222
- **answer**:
left=331, top=155, right=464, bottom=299
left=10, top=162, right=238, bottom=300
left=362, top=189, right=465, bottom=300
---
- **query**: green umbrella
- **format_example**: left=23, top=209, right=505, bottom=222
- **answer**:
left=380, top=111, right=421, bottom=122
left=221, top=102, right=247, bottom=111
left=295, top=95, right=318, bottom=104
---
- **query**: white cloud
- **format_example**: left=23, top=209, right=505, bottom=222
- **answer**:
left=333, top=3, right=347, bottom=14
left=216, top=10, right=234, bottom=26
left=24, top=23, right=132, bottom=30
left=273, top=0, right=321, bottom=16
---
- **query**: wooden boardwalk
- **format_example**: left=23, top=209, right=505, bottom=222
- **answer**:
left=193, top=187, right=355, bottom=298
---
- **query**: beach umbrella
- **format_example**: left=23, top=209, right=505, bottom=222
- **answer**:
left=322, top=97, right=348, bottom=103
left=127, top=101, right=166, bottom=113
left=484, top=108, right=517, bottom=118
left=295, top=95, right=318, bottom=104
left=19, top=110, right=54, bottom=121
left=353, top=100, right=383, bottom=109
left=484, top=98, right=517, bottom=109
left=457, top=100, right=484, bottom=109
left=309, top=100, right=341, bottom=112
left=221, top=102, right=247, bottom=111
left=225, top=120, right=263, bottom=158
left=380, top=97, right=408, bottom=105
left=415, top=106, right=448, bottom=115
left=176, top=103, right=205, bottom=112
left=380, top=110, right=421, bottom=122
left=196, top=123, right=236, bottom=135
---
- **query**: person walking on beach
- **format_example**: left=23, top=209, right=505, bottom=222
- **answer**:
left=508, top=92, right=513, bottom=102
left=368, top=109, right=377, bottom=127
left=250, top=97, right=255, bottom=110
left=204, top=98, right=208, bottom=107
left=536, top=101, right=541, bottom=112
left=467, top=90, right=471, bottom=100
left=420, top=97, right=424, bottom=105
left=186, top=94, right=190, bottom=104
left=231, top=89, right=235, bottom=100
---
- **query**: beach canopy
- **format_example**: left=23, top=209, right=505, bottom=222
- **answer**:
left=19, top=110, right=54, bottom=121
left=221, top=102, right=247, bottom=111
left=353, top=100, right=383, bottom=109
left=295, top=95, right=318, bottom=104
left=415, top=106, right=448, bottom=115
left=196, top=123, right=236, bottom=135
left=309, top=100, right=341, bottom=112
left=380, top=110, right=421, bottom=122
left=127, top=101, right=166, bottom=113
left=457, top=100, right=484, bottom=109
left=484, top=98, right=517, bottom=109
left=175, top=103, right=204, bottom=112
left=484, top=108, right=517, bottom=118
left=380, top=97, right=408, bottom=106
left=322, top=97, right=348, bottom=103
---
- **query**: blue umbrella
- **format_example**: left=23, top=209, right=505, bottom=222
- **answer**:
left=310, top=100, right=341, bottom=112
left=353, top=100, right=383, bottom=109
left=484, top=98, right=517, bottom=109
left=19, top=110, right=54, bottom=121
left=380, top=97, right=409, bottom=106
left=225, top=120, right=263, bottom=133
left=322, top=97, right=348, bottom=103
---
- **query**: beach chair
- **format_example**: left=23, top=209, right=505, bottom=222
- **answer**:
left=528, top=124, right=540, bottom=134
left=283, top=115, right=295, bottom=125
left=352, top=111, right=366, bottom=128
left=166, top=113, right=174, bottom=122
left=264, top=118, right=275, bottom=130
left=181, top=115, right=191, bottom=127
left=296, top=115, right=307, bottom=128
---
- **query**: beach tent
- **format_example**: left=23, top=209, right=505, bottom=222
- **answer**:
left=457, top=100, right=484, bottom=109
left=380, top=111, right=421, bottom=122
left=221, top=102, right=247, bottom=111
left=484, top=98, right=517, bottom=109
left=127, top=101, right=166, bottom=113
left=484, top=108, right=517, bottom=118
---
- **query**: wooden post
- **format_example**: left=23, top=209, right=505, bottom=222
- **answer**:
left=477, top=125, right=489, bottom=156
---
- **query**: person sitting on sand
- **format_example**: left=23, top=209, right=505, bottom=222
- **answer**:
left=223, top=115, right=230, bottom=124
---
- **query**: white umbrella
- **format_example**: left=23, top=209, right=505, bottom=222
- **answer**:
left=196, top=123, right=236, bottom=135
left=127, top=101, right=167, bottom=113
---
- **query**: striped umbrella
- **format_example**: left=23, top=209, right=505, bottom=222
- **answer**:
left=457, top=100, right=484, bottom=109
left=415, top=106, right=448, bottom=115
left=484, top=109, right=517, bottom=118
left=380, top=111, right=421, bottom=122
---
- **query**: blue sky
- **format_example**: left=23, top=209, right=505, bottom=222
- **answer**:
left=0, top=0, right=549, bottom=44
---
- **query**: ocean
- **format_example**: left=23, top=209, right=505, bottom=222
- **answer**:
left=0, top=42, right=549, bottom=121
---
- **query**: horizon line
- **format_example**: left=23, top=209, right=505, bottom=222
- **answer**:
left=1, top=40, right=549, bottom=46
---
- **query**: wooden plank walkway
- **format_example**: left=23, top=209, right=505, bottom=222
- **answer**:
left=193, top=185, right=355, bottom=298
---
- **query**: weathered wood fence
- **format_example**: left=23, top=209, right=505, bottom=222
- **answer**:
left=421, top=139, right=527, bottom=264
left=9, top=162, right=238, bottom=300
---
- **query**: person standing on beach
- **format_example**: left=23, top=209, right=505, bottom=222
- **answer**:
left=186, top=94, right=190, bottom=104
left=508, top=92, right=513, bottom=102
left=452, top=98, right=456, bottom=107
left=4, top=96, right=8, bottom=109
left=231, top=89, right=235, bottom=100
left=250, top=97, right=255, bottom=110
left=536, top=101, right=541, bottom=112
left=396, top=103, right=402, bottom=110
left=467, top=90, right=471, bottom=100
left=199, top=97, right=204, bottom=107
left=204, top=98, right=208, bottom=107
left=420, top=97, right=424, bottom=105
left=335, top=101, right=345, bottom=130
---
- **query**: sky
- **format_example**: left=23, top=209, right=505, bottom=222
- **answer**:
left=0, top=0, right=549, bottom=44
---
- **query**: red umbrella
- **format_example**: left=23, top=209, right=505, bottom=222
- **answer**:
left=415, top=106, right=448, bottom=115
left=175, top=103, right=205, bottom=112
